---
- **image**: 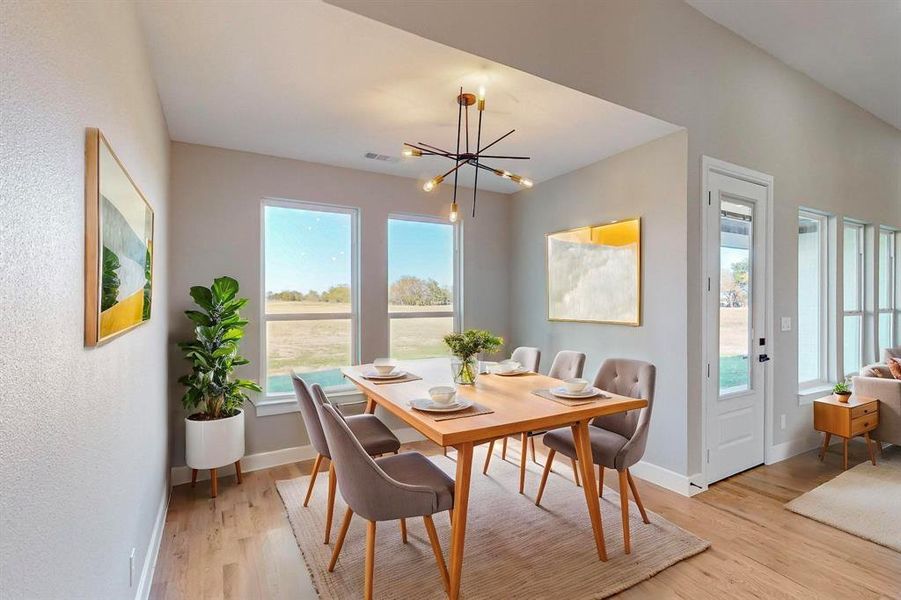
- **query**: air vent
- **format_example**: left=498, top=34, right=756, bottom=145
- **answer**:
left=364, top=152, right=398, bottom=163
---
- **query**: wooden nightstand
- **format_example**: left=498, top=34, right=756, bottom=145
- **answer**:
left=813, top=394, right=878, bottom=470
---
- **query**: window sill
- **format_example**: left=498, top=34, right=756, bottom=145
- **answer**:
left=252, top=387, right=366, bottom=417
left=798, top=384, right=834, bottom=405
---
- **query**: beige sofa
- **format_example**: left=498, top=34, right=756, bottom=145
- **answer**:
left=852, top=348, right=901, bottom=446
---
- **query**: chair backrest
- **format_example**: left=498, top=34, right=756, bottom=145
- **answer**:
left=291, top=373, right=330, bottom=458
left=591, top=358, right=656, bottom=466
left=548, top=351, right=586, bottom=380
left=884, top=347, right=901, bottom=362
left=316, top=402, right=440, bottom=521
left=511, top=346, right=541, bottom=373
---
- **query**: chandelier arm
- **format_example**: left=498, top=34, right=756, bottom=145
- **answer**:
left=437, top=162, right=466, bottom=181
left=474, top=154, right=531, bottom=160
left=416, top=142, right=457, bottom=157
left=472, top=101, right=483, bottom=218
left=477, top=129, right=515, bottom=154
left=406, top=142, right=454, bottom=157
left=452, top=87, right=463, bottom=204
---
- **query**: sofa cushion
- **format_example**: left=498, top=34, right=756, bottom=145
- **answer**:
left=889, top=358, right=901, bottom=380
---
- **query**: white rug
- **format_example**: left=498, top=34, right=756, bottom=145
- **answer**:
left=277, top=447, right=709, bottom=599
left=785, top=446, right=901, bottom=552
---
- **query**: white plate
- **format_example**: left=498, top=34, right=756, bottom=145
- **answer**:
left=363, top=369, right=405, bottom=380
left=410, top=398, right=474, bottom=413
left=494, top=367, right=531, bottom=376
left=550, top=386, right=601, bottom=399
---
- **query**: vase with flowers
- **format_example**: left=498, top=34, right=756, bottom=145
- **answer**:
left=443, top=329, right=503, bottom=385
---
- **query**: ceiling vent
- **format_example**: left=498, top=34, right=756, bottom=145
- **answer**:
left=364, top=152, right=398, bottom=163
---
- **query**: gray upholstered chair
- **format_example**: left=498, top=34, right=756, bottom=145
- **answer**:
left=536, top=358, right=656, bottom=554
left=291, top=374, right=401, bottom=544
left=318, top=403, right=454, bottom=599
left=548, top=350, right=587, bottom=380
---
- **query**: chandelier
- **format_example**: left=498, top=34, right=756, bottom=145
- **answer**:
left=403, top=87, right=532, bottom=222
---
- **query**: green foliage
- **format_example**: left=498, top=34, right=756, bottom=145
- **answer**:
left=266, top=285, right=346, bottom=303
left=320, top=284, right=350, bottom=304
left=142, top=246, right=152, bottom=321
left=443, top=329, right=503, bottom=361
left=389, top=275, right=452, bottom=306
left=101, top=246, right=121, bottom=311
left=178, top=276, right=261, bottom=419
left=832, top=379, right=851, bottom=395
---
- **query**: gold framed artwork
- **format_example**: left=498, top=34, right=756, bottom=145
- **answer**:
left=546, top=217, right=641, bottom=326
left=84, top=128, right=155, bottom=346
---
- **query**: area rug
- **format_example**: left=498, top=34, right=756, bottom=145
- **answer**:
left=785, top=445, right=901, bottom=552
left=276, top=446, right=709, bottom=599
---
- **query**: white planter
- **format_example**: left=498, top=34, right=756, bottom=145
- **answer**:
left=185, top=409, right=245, bottom=470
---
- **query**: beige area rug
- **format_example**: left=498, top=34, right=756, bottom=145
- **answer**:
left=277, top=446, right=709, bottom=599
left=785, top=445, right=901, bottom=552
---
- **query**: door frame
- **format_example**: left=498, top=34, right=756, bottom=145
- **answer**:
left=700, top=156, right=775, bottom=489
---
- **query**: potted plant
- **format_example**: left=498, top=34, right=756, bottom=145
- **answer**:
left=444, top=329, right=503, bottom=385
left=178, top=276, right=261, bottom=497
left=832, top=379, right=852, bottom=403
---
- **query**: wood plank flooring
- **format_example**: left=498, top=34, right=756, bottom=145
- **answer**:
left=150, top=438, right=900, bottom=599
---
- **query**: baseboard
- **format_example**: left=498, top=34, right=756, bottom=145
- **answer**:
left=135, top=485, right=169, bottom=600
left=629, top=461, right=701, bottom=497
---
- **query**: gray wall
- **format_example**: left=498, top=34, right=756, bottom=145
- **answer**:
left=330, top=0, right=901, bottom=476
left=168, top=142, right=511, bottom=465
left=0, top=2, right=171, bottom=598
left=508, top=131, right=688, bottom=473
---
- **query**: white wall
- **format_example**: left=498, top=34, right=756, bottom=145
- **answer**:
left=0, top=2, right=170, bottom=598
left=330, top=0, right=901, bottom=477
left=508, top=131, right=688, bottom=473
left=167, top=142, right=511, bottom=466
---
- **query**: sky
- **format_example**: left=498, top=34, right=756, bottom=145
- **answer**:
left=265, top=205, right=453, bottom=293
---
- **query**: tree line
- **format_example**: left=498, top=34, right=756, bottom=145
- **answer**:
left=266, top=276, right=451, bottom=306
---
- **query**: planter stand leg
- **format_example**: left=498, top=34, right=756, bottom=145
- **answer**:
left=235, top=460, right=243, bottom=484
left=210, top=468, right=218, bottom=498
left=191, top=469, right=198, bottom=488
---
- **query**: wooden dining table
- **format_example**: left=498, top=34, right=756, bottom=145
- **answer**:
left=343, top=357, right=647, bottom=600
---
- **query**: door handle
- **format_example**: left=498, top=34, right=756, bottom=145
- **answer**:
left=758, top=354, right=771, bottom=363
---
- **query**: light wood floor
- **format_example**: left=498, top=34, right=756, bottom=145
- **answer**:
left=150, top=438, right=901, bottom=599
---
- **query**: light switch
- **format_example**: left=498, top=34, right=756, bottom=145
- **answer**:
left=781, top=317, right=791, bottom=332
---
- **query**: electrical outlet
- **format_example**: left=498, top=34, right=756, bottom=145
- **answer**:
left=781, top=317, right=791, bottom=332
left=129, top=547, right=135, bottom=587
left=780, top=414, right=786, bottom=430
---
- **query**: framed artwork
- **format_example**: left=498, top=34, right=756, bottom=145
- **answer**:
left=84, top=128, right=155, bottom=346
left=546, top=217, right=641, bottom=325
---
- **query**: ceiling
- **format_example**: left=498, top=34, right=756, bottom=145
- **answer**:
left=686, top=0, right=901, bottom=130
left=136, top=1, right=680, bottom=193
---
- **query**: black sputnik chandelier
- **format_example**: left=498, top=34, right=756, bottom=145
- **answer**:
left=403, top=86, right=532, bottom=222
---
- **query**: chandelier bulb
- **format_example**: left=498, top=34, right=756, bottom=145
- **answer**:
left=449, top=202, right=459, bottom=223
left=403, top=145, right=421, bottom=158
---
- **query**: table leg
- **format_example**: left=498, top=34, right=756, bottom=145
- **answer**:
left=818, top=432, right=831, bottom=461
left=571, top=420, right=607, bottom=561
left=864, top=432, right=877, bottom=466
left=842, top=438, right=849, bottom=470
left=448, top=442, right=473, bottom=600
left=364, top=396, right=376, bottom=414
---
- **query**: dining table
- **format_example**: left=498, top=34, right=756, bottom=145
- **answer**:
left=342, top=357, right=648, bottom=600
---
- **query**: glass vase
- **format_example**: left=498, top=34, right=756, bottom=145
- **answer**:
left=451, top=356, right=478, bottom=385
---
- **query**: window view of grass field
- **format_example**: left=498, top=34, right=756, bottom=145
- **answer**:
left=264, top=206, right=456, bottom=395
left=719, top=205, right=751, bottom=394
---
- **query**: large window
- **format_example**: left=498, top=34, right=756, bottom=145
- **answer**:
left=879, top=229, right=897, bottom=354
left=387, top=215, right=458, bottom=359
left=842, top=221, right=864, bottom=376
left=263, top=200, right=358, bottom=397
left=798, top=211, right=828, bottom=387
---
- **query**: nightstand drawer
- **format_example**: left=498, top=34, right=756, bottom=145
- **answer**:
left=851, top=413, right=877, bottom=435
left=850, top=403, right=877, bottom=419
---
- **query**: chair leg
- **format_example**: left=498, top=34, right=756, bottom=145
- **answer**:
left=519, top=432, right=528, bottom=494
left=210, top=468, right=218, bottom=498
left=324, top=462, right=337, bottom=544
left=423, top=515, right=450, bottom=592
left=598, top=465, right=604, bottom=498
left=483, top=439, right=495, bottom=474
left=191, top=469, right=198, bottom=488
left=304, top=454, right=323, bottom=507
left=400, top=518, right=408, bottom=544
left=530, top=437, right=537, bottom=464
left=234, top=460, right=243, bottom=484
left=442, top=447, right=447, bottom=457
left=364, top=521, right=376, bottom=600
left=328, top=508, right=353, bottom=572
left=618, top=469, right=631, bottom=554
left=448, top=509, right=453, bottom=527
left=627, top=470, right=650, bottom=524
left=535, top=448, right=556, bottom=506
left=501, top=436, right=508, bottom=460
left=570, top=457, right=581, bottom=487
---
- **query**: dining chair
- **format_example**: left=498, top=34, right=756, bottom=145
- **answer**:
left=535, top=358, right=656, bottom=554
left=482, top=346, right=542, bottom=472
left=291, top=374, right=401, bottom=544
left=318, top=402, right=454, bottom=600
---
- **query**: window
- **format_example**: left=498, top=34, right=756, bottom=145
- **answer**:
left=263, top=200, right=358, bottom=397
left=387, top=215, right=459, bottom=359
left=879, top=229, right=897, bottom=354
left=842, top=221, right=864, bottom=376
left=798, top=211, right=828, bottom=387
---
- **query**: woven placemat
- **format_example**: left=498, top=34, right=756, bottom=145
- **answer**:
left=412, top=401, right=494, bottom=421
left=360, top=372, right=423, bottom=385
left=532, top=388, right=610, bottom=407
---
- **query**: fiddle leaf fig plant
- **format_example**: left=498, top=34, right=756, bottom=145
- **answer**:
left=178, top=276, right=261, bottom=420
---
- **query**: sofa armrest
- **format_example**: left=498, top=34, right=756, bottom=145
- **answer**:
left=853, top=375, right=901, bottom=445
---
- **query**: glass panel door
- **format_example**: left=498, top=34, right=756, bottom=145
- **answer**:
left=719, top=200, right=753, bottom=395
